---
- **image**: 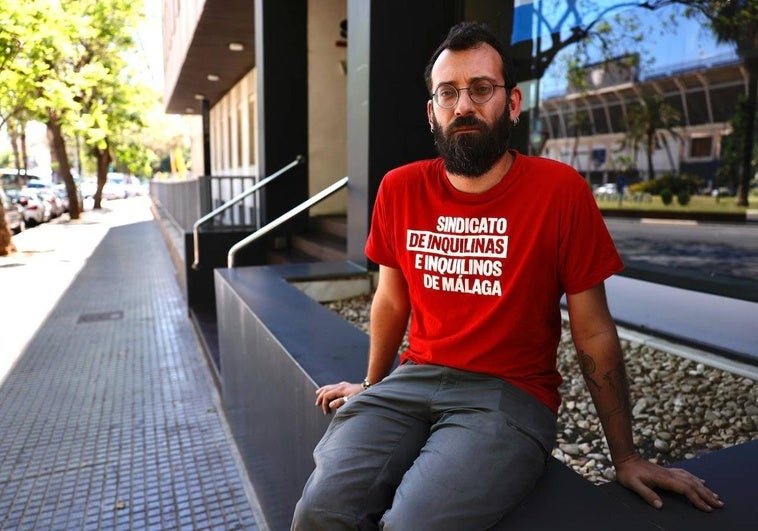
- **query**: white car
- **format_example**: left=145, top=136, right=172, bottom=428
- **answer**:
left=594, top=183, right=618, bottom=195
left=13, top=189, right=51, bottom=226
left=1, top=185, right=25, bottom=233
left=102, top=177, right=128, bottom=200
left=38, top=189, right=64, bottom=218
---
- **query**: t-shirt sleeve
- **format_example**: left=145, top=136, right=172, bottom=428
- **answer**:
left=558, top=178, right=624, bottom=294
left=364, top=176, right=400, bottom=268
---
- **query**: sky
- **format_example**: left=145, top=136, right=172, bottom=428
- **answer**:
left=538, top=2, right=737, bottom=95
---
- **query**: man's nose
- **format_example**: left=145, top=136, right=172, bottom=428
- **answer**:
left=454, top=89, right=477, bottom=115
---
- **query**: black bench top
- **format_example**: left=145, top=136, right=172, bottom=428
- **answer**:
left=499, top=440, right=757, bottom=530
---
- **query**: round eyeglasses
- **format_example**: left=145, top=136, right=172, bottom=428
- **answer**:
left=432, top=80, right=507, bottom=109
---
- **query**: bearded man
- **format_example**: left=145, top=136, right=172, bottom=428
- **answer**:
left=291, top=21, right=723, bottom=531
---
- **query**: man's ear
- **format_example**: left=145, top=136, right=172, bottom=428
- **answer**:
left=508, top=87, right=523, bottom=122
left=427, top=100, right=434, bottom=131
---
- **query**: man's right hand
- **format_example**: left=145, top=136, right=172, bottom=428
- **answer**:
left=315, top=381, right=364, bottom=414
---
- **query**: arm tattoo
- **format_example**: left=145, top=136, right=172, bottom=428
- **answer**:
left=579, top=350, right=631, bottom=419
left=602, top=362, right=631, bottom=418
left=579, top=350, right=602, bottom=392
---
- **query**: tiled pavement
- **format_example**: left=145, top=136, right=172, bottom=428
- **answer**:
left=0, top=198, right=266, bottom=530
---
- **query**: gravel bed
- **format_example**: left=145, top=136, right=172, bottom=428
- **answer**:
left=324, top=293, right=757, bottom=484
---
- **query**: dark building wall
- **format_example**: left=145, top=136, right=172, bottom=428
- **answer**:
left=347, top=0, right=472, bottom=266
left=345, top=1, right=531, bottom=266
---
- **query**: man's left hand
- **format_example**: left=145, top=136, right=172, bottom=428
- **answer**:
left=614, top=453, right=724, bottom=512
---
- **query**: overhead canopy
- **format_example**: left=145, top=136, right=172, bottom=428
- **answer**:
left=164, top=0, right=255, bottom=114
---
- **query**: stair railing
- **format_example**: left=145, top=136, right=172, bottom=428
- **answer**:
left=227, top=176, right=349, bottom=268
left=192, top=155, right=304, bottom=270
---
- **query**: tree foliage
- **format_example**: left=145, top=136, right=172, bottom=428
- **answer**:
left=503, top=1, right=659, bottom=151
left=620, top=93, right=681, bottom=179
left=643, top=0, right=758, bottom=206
left=0, top=0, right=156, bottom=217
left=535, top=1, right=755, bottom=204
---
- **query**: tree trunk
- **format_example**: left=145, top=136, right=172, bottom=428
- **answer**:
left=737, top=68, right=756, bottom=207
left=93, top=145, right=111, bottom=210
left=20, top=126, right=28, bottom=174
left=661, top=132, right=677, bottom=175
left=0, top=202, right=16, bottom=256
left=46, top=116, right=81, bottom=219
left=9, top=119, right=22, bottom=176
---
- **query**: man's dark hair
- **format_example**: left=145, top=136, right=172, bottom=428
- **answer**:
left=424, top=21, right=516, bottom=94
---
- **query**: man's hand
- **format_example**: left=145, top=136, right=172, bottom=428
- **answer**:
left=615, top=453, right=724, bottom=512
left=315, top=381, right=364, bottom=414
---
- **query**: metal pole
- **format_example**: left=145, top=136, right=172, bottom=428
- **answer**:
left=202, top=98, right=211, bottom=176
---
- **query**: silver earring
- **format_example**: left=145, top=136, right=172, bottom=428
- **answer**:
left=513, top=116, right=520, bottom=125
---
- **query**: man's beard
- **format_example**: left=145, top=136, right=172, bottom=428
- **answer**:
left=432, top=108, right=513, bottom=177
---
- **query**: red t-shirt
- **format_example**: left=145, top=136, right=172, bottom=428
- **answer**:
left=364, top=152, right=624, bottom=413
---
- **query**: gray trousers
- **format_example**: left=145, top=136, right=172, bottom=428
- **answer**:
left=292, top=363, right=557, bottom=530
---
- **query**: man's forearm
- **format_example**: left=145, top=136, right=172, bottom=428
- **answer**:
left=366, top=294, right=410, bottom=385
left=577, top=342, right=637, bottom=465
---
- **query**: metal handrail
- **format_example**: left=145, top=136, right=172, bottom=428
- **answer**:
left=192, top=155, right=304, bottom=269
left=227, top=176, right=349, bottom=268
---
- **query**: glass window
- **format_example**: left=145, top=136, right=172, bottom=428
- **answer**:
left=689, top=136, right=712, bottom=158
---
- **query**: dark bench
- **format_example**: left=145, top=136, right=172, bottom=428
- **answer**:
left=215, top=260, right=757, bottom=531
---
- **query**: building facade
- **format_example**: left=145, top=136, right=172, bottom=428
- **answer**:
left=539, top=55, right=745, bottom=188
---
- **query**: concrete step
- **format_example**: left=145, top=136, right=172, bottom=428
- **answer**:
left=264, top=215, right=347, bottom=265
left=310, top=214, right=347, bottom=239
left=291, top=232, right=346, bottom=262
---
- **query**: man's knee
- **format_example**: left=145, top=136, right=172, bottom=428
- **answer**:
left=293, top=470, right=382, bottom=531
left=291, top=482, right=354, bottom=531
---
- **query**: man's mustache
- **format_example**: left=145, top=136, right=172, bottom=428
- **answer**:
left=446, top=115, right=487, bottom=133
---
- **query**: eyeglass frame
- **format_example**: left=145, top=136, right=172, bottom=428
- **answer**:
left=431, top=79, right=508, bottom=109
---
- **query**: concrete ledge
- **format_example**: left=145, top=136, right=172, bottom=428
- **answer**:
left=215, top=261, right=370, bottom=531
left=215, top=260, right=757, bottom=530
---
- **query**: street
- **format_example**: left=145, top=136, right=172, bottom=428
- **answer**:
left=606, top=218, right=758, bottom=302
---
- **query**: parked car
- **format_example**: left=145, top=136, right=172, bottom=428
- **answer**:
left=54, top=185, right=70, bottom=212
left=1, top=185, right=25, bottom=234
left=594, top=183, right=618, bottom=196
left=54, top=184, right=84, bottom=213
left=38, top=188, right=64, bottom=218
left=102, top=173, right=128, bottom=200
left=10, top=189, right=50, bottom=226
left=24, top=178, right=50, bottom=190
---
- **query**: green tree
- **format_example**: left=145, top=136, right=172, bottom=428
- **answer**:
left=64, top=0, right=149, bottom=209
left=0, top=0, right=148, bottom=218
left=717, top=95, right=758, bottom=192
left=644, top=0, right=758, bottom=206
left=500, top=1, right=659, bottom=151
left=0, top=3, right=35, bottom=253
left=619, top=92, right=681, bottom=180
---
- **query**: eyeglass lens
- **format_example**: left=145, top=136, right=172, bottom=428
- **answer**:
left=434, top=80, right=496, bottom=108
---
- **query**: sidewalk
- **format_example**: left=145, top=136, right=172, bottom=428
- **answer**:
left=0, top=198, right=266, bottom=530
